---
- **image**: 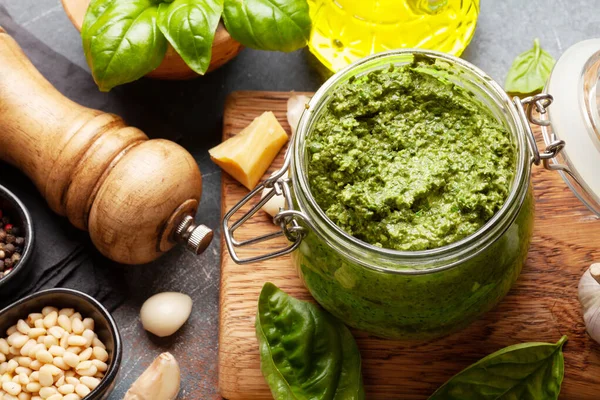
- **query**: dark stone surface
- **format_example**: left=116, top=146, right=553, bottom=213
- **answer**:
left=0, top=1, right=598, bottom=398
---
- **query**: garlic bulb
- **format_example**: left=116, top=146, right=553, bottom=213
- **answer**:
left=578, top=263, right=600, bottom=343
left=286, top=94, right=311, bottom=136
left=124, top=352, right=180, bottom=400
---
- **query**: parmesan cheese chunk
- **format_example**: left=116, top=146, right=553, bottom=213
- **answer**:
left=209, top=111, right=288, bottom=190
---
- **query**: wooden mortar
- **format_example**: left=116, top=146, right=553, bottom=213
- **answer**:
left=61, top=0, right=244, bottom=79
left=0, top=27, right=213, bottom=265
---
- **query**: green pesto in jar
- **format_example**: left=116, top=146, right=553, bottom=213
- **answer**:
left=306, top=62, right=516, bottom=251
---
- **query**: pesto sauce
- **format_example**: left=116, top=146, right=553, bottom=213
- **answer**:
left=307, top=64, right=516, bottom=251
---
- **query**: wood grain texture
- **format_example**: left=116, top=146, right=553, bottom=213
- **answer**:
left=60, top=0, right=243, bottom=79
left=218, top=91, right=600, bottom=399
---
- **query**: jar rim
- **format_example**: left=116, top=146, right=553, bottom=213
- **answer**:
left=292, top=49, right=530, bottom=274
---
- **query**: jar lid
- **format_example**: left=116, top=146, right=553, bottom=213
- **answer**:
left=545, top=39, right=600, bottom=216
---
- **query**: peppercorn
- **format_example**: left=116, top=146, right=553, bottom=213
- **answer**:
left=0, top=209, right=25, bottom=280
left=4, top=243, right=14, bottom=257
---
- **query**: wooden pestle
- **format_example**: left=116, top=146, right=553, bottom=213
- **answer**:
left=0, top=27, right=212, bottom=264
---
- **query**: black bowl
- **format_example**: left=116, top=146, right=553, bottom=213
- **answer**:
left=0, top=288, right=122, bottom=399
left=0, top=184, right=34, bottom=294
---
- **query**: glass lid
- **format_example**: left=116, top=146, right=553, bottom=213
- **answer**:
left=544, top=38, right=600, bottom=216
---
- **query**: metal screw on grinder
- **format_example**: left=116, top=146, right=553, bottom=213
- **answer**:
left=175, top=215, right=213, bottom=254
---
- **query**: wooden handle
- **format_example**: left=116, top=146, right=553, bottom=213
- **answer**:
left=0, top=27, right=205, bottom=264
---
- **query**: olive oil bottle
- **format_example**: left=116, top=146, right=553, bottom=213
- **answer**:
left=307, top=0, right=480, bottom=72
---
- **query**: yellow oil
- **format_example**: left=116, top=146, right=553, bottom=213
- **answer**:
left=307, top=0, right=480, bottom=72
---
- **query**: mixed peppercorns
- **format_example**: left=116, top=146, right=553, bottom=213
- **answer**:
left=0, top=209, right=25, bottom=278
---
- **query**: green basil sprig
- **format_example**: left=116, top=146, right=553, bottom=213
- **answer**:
left=223, top=0, right=311, bottom=52
left=505, top=38, right=556, bottom=95
left=157, top=0, right=224, bottom=75
left=256, top=282, right=365, bottom=400
left=82, top=0, right=167, bottom=92
left=82, top=0, right=311, bottom=91
left=429, top=336, right=568, bottom=400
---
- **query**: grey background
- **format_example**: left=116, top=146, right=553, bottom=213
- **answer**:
left=0, top=0, right=598, bottom=399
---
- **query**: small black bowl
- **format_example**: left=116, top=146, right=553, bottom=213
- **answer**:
left=0, top=184, right=34, bottom=294
left=0, top=288, right=122, bottom=399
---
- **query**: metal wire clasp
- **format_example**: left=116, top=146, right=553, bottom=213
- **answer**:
left=514, top=94, right=565, bottom=168
left=222, top=136, right=312, bottom=264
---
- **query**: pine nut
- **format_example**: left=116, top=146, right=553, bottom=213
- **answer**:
left=56, top=384, right=73, bottom=395
left=45, top=395, right=62, bottom=400
left=63, top=377, right=77, bottom=387
left=6, top=360, right=18, bottom=374
left=81, top=331, right=94, bottom=349
left=65, top=337, right=85, bottom=348
left=25, top=382, right=41, bottom=393
left=18, top=392, right=31, bottom=400
left=38, top=386, right=57, bottom=398
left=28, top=361, right=41, bottom=372
left=54, top=376, right=64, bottom=388
left=58, top=334, right=68, bottom=351
left=79, top=376, right=99, bottom=391
left=57, top=309, right=74, bottom=318
left=17, top=373, right=28, bottom=386
left=27, top=345, right=44, bottom=360
left=46, top=328, right=63, bottom=341
left=91, top=347, right=108, bottom=363
left=51, top=358, right=68, bottom=371
left=77, top=349, right=91, bottom=363
left=16, top=321, right=30, bottom=336
left=9, top=337, right=27, bottom=350
left=56, top=318, right=70, bottom=335
left=63, top=348, right=80, bottom=356
left=0, top=339, right=9, bottom=355
left=69, top=321, right=83, bottom=337
left=38, top=370, right=52, bottom=388
left=14, top=367, right=31, bottom=376
left=74, top=384, right=89, bottom=397
left=6, top=326, right=17, bottom=336
left=62, top=395, right=79, bottom=400
left=26, top=314, right=43, bottom=326
left=32, top=321, right=43, bottom=330
left=75, top=364, right=96, bottom=377
left=34, top=351, right=52, bottom=365
left=6, top=334, right=25, bottom=348
left=29, top=372, right=39, bottom=382
left=19, top=341, right=36, bottom=358
left=27, top=330, right=45, bottom=340
left=2, top=381, right=21, bottom=396
left=41, top=308, right=57, bottom=318
left=81, top=320, right=94, bottom=332
left=39, top=365, right=61, bottom=377
left=0, top=354, right=5, bottom=363
left=42, top=338, right=56, bottom=350
left=90, top=360, right=107, bottom=373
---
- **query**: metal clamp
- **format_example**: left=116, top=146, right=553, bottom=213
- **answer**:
left=514, top=94, right=565, bottom=168
left=222, top=122, right=315, bottom=263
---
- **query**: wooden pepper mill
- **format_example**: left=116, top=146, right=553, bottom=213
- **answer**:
left=0, top=27, right=213, bottom=264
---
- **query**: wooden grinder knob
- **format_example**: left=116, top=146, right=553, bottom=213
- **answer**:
left=0, top=27, right=213, bottom=264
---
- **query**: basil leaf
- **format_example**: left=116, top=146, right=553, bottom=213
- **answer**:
left=429, top=336, right=568, bottom=400
left=505, top=38, right=555, bottom=95
left=256, top=282, right=365, bottom=400
left=223, top=0, right=311, bottom=52
left=157, top=0, right=224, bottom=75
left=82, top=0, right=167, bottom=92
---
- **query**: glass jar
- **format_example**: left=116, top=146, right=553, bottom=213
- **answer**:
left=223, top=48, right=598, bottom=339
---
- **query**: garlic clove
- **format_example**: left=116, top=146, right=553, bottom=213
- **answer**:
left=140, top=292, right=192, bottom=337
left=261, top=171, right=289, bottom=219
left=287, top=94, right=311, bottom=136
left=124, top=352, right=180, bottom=400
left=578, top=263, right=600, bottom=344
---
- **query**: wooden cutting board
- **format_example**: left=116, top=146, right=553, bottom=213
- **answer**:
left=218, top=91, right=600, bottom=399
